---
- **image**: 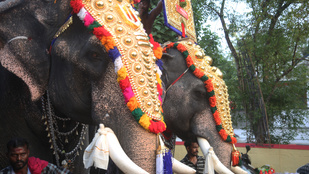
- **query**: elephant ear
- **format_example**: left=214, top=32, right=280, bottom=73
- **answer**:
left=160, top=52, right=175, bottom=85
left=0, top=0, right=24, bottom=13
left=0, top=39, right=50, bottom=101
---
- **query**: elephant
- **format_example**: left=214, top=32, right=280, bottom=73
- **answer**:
left=0, top=6, right=159, bottom=173
left=160, top=43, right=234, bottom=170
left=0, top=1, right=242, bottom=173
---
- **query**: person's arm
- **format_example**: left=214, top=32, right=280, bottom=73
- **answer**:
left=139, top=0, right=163, bottom=34
left=149, top=0, right=162, bottom=20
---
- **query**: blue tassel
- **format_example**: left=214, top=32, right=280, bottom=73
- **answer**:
left=108, top=47, right=121, bottom=62
left=163, top=150, right=173, bottom=174
left=156, top=59, right=164, bottom=70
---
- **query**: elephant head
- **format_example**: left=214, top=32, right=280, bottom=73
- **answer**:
left=0, top=0, right=72, bottom=101
left=39, top=2, right=163, bottom=172
left=161, top=40, right=238, bottom=171
left=0, top=0, right=83, bottom=170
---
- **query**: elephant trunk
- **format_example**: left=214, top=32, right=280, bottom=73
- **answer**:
left=91, top=63, right=157, bottom=173
left=191, top=108, right=233, bottom=169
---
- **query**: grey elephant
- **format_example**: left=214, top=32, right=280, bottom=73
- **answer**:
left=0, top=0, right=242, bottom=173
left=161, top=41, right=238, bottom=172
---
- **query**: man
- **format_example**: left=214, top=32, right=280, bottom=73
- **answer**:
left=138, top=0, right=163, bottom=35
left=180, top=140, right=205, bottom=174
left=0, top=137, right=71, bottom=174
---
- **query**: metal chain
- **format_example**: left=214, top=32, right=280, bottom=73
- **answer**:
left=41, top=91, right=88, bottom=169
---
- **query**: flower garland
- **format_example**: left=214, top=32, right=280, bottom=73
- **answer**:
left=163, top=42, right=237, bottom=144
left=70, top=0, right=166, bottom=134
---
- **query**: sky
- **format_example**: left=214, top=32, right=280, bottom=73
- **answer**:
left=204, top=1, right=251, bottom=56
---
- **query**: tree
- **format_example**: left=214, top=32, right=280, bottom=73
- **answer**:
left=194, top=0, right=309, bottom=144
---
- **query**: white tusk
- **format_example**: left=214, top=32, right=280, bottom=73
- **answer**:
left=231, top=166, right=248, bottom=174
left=107, top=132, right=149, bottom=174
left=197, top=137, right=233, bottom=174
left=172, top=157, right=196, bottom=174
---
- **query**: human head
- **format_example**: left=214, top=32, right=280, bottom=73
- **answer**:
left=6, top=137, right=30, bottom=171
left=184, top=139, right=199, bottom=157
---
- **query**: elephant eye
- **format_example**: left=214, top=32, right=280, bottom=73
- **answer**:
left=92, top=53, right=98, bottom=58
left=87, top=51, right=103, bottom=61
left=193, top=88, right=207, bottom=100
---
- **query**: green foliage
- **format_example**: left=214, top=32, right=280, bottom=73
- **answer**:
left=193, top=0, right=309, bottom=143
left=148, top=0, right=178, bottom=43
left=138, top=0, right=309, bottom=144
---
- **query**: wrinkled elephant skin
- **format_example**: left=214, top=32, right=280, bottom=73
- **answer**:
left=0, top=0, right=71, bottom=100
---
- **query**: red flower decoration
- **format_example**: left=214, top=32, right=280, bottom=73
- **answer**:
left=93, top=27, right=111, bottom=38
left=70, top=0, right=84, bottom=14
left=149, top=120, right=166, bottom=134
left=133, top=0, right=141, bottom=3
left=167, top=43, right=174, bottom=49
left=219, top=129, right=228, bottom=140
left=157, top=83, right=163, bottom=96
left=176, top=44, right=187, bottom=53
left=213, top=111, right=221, bottom=125
left=193, top=68, right=204, bottom=79
left=209, top=96, right=216, bottom=107
left=204, top=79, right=214, bottom=92
left=231, top=137, right=237, bottom=144
left=119, top=76, right=130, bottom=91
left=186, top=55, right=194, bottom=67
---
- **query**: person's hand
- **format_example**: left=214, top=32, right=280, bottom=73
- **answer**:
left=138, top=0, right=149, bottom=16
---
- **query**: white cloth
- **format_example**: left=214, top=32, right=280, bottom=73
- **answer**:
left=203, top=147, right=215, bottom=174
left=156, top=153, right=164, bottom=174
left=156, top=136, right=165, bottom=174
left=114, top=56, right=123, bottom=73
left=77, top=7, right=87, bottom=21
left=83, top=124, right=113, bottom=170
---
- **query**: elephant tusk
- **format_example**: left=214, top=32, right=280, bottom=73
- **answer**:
left=231, top=166, right=248, bottom=174
left=197, top=137, right=233, bottom=174
left=172, top=157, right=196, bottom=174
left=107, top=131, right=149, bottom=174
left=84, top=124, right=148, bottom=173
